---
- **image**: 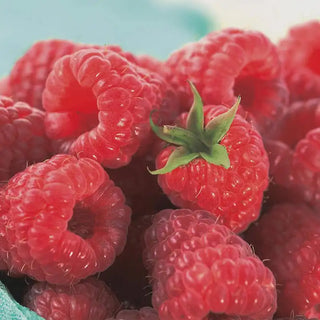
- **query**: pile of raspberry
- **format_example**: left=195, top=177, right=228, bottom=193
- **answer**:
left=0, top=20, right=320, bottom=320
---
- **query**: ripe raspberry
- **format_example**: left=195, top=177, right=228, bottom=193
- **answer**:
left=144, top=208, right=277, bottom=320
left=151, top=85, right=269, bottom=233
left=278, top=20, right=320, bottom=102
left=0, top=154, right=131, bottom=284
left=165, top=28, right=288, bottom=133
left=107, top=307, right=159, bottom=320
left=0, top=76, right=12, bottom=96
left=43, top=48, right=179, bottom=168
left=9, top=39, right=91, bottom=109
left=245, top=203, right=320, bottom=318
left=0, top=95, right=51, bottom=182
left=24, top=277, right=120, bottom=320
left=8, top=39, right=140, bottom=110
left=265, top=99, right=320, bottom=208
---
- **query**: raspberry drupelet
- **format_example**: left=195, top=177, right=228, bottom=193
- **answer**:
left=144, top=208, right=277, bottom=320
left=43, top=48, right=178, bottom=168
left=0, top=95, right=51, bottom=182
left=24, top=277, right=120, bottom=320
left=165, top=28, right=288, bottom=134
left=150, top=84, right=269, bottom=233
left=245, top=203, right=320, bottom=318
left=278, top=20, right=320, bottom=102
left=0, top=154, right=131, bottom=285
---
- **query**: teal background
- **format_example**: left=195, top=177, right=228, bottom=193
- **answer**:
left=0, top=0, right=213, bottom=76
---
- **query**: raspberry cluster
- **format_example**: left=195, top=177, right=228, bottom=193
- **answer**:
left=0, top=20, right=319, bottom=320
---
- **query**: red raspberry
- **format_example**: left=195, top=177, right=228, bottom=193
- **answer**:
left=107, top=307, right=159, bottom=320
left=0, top=95, right=51, bottom=182
left=24, top=277, right=120, bottom=320
left=165, top=28, right=288, bottom=133
left=9, top=39, right=92, bottom=109
left=0, top=154, right=131, bottom=284
left=144, top=208, right=277, bottom=320
left=43, top=48, right=178, bottom=168
left=265, top=99, right=320, bottom=208
left=151, top=86, right=269, bottom=233
left=245, top=203, right=320, bottom=318
left=0, top=77, right=12, bottom=96
left=8, top=39, right=140, bottom=110
left=278, top=20, right=320, bottom=102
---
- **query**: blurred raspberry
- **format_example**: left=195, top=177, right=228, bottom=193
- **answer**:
left=245, top=203, right=320, bottom=317
left=278, top=20, right=320, bottom=102
left=165, top=28, right=288, bottom=134
left=0, top=95, right=51, bottom=182
left=24, top=277, right=120, bottom=320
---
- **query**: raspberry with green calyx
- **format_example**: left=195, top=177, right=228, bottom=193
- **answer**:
left=150, top=82, right=269, bottom=233
left=149, top=82, right=240, bottom=175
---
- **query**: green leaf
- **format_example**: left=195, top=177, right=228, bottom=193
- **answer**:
left=148, top=147, right=199, bottom=175
left=150, top=111, right=206, bottom=150
left=186, top=81, right=204, bottom=136
left=149, top=112, right=184, bottom=145
left=162, top=125, right=205, bottom=150
left=204, top=96, right=241, bottom=146
left=200, top=144, right=230, bottom=169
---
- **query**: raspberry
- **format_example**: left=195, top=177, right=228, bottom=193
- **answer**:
left=9, top=39, right=92, bottom=109
left=43, top=48, right=178, bottom=168
left=151, top=86, right=269, bottom=233
left=144, top=208, right=277, bottom=320
left=107, top=307, right=159, bottom=320
left=165, top=28, right=288, bottom=133
left=278, top=20, right=320, bottom=102
left=0, top=95, right=51, bottom=182
left=24, top=277, right=120, bottom=320
left=0, top=77, right=12, bottom=96
left=265, top=99, right=320, bottom=208
left=245, top=203, right=320, bottom=317
left=8, top=39, right=141, bottom=110
left=0, top=154, right=131, bottom=284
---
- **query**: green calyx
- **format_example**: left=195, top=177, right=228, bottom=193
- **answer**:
left=149, top=82, right=241, bottom=175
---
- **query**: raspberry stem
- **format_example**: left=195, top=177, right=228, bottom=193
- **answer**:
left=149, top=82, right=241, bottom=175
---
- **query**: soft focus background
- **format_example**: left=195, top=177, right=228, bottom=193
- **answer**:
left=0, top=0, right=320, bottom=76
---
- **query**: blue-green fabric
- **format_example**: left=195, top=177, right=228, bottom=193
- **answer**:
left=0, top=0, right=213, bottom=75
left=0, top=281, right=44, bottom=320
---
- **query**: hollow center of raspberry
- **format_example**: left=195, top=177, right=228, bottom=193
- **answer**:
left=57, top=83, right=99, bottom=139
left=68, top=203, right=95, bottom=239
left=233, top=76, right=256, bottom=112
left=306, top=47, right=320, bottom=75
